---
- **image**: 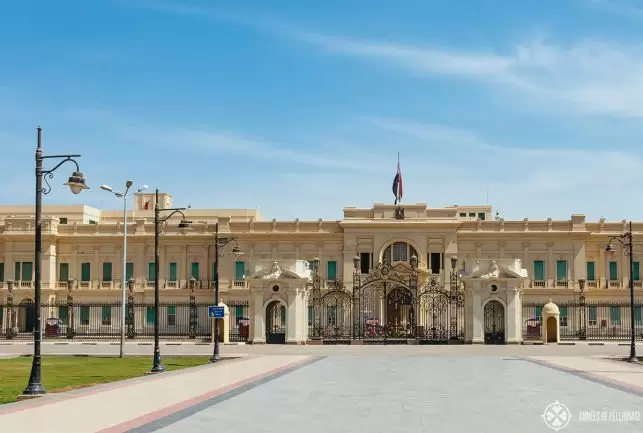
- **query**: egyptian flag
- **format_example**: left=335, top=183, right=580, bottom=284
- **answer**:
left=392, top=155, right=403, bottom=204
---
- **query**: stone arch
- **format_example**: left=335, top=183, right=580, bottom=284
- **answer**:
left=379, top=239, right=421, bottom=265
left=264, top=297, right=287, bottom=344
left=482, top=298, right=506, bottom=345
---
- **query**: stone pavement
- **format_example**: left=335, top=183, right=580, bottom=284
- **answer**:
left=1, top=349, right=642, bottom=432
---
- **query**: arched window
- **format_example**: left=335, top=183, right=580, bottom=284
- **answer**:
left=383, top=242, right=418, bottom=264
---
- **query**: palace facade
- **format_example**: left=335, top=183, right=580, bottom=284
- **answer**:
left=0, top=191, right=642, bottom=345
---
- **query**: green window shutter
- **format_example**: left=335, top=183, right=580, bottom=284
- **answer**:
left=235, top=261, right=245, bottom=280
left=80, top=306, right=90, bottom=325
left=59, top=263, right=69, bottom=282
left=534, top=306, right=542, bottom=320
left=308, top=305, right=313, bottom=326
left=14, top=262, right=21, bottom=281
left=101, top=306, right=111, bottom=325
left=559, top=306, right=568, bottom=318
left=556, top=261, right=567, bottom=281
left=0, top=262, right=4, bottom=282
left=169, top=263, right=177, bottom=281
left=586, top=262, right=596, bottom=281
left=58, top=306, right=69, bottom=325
left=633, top=262, right=640, bottom=281
left=609, top=261, right=618, bottom=280
left=588, top=306, right=597, bottom=321
left=21, top=262, right=33, bottom=281
left=126, top=262, right=134, bottom=280
left=281, top=305, right=286, bottom=324
left=477, top=212, right=485, bottom=220
left=102, top=262, right=112, bottom=282
left=191, top=262, right=200, bottom=279
left=327, top=261, right=337, bottom=280
left=146, top=306, right=155, bottom=324
left=235, top=305, right=244, bottom=318
left=533, top=261, right=545, bottom=281
left=609, top=306, right=620, bottom=324
left=148, top=263, right=156, bottom=281
left=81, top=262, right=91, bottom=282
left=634, top=306, right=642, bottom=324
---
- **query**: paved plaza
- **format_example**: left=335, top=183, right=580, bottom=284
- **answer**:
left=1, top=345, right=642, bottom=432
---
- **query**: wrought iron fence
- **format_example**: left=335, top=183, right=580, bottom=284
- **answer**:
left=0, top=300, right=250, bottom=342
left=522, top=300, right=643, bottom=341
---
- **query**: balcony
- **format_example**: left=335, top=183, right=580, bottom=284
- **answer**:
left=101, top=281, right=113, bottom=289
left=145, top=280, right=155, bottom=288
left=57, top=281, right=69, bottom=289
left=587, top=280, right=598, bottom=288
left=166, top=280, right=178, bottom=289
left=609, top=280, right=621, bottom=289
left=556, top=280, right=569, bottom=288
left=532, top=280, right=546, bottom=288
left=79, top=281, right=91, bottom=289
left=232, top=280, right=247, bottom=289
left=635, top=281, right=643, bottom=289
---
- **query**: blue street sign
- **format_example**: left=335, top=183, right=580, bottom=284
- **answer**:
left=208, top=306, right=225, bottom=318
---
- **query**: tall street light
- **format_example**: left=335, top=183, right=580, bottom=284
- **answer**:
left=606, top=221, right=639, bottom=363
left=152, top=189, right=190, bottom=373
left=100, top=181, right=147, bottom=358
left=23, top=127, right=88, bottom=397
left=211, top=222, right=243, bottom=363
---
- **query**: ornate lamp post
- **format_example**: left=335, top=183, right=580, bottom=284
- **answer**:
left=211, top=222, right=243, bottom=363
left=577, top=278, right=587, bottom=340
left=605, top=221, right=638, bottom=363
left=309, top=257, right=322, bottom=340
left=448, top=256, right=463, bottom=341
left=24, top=127, right=88, bottom=397
left=152, top=189, right=190, bottom=373
left=100, top=181, right=147, bottom=358
left=352, top=255, right=361, bottom=338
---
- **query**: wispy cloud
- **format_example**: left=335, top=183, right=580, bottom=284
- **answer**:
left=301, top=33, right=643, bottom=119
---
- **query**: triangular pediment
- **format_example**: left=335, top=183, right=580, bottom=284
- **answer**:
left=246, top=261, right=305, bottom=280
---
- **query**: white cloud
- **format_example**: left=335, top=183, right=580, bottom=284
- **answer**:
left=301, top=33, right=643, bottom=119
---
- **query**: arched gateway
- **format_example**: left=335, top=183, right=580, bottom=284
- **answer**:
left=309, top=259, right=466, bottom=344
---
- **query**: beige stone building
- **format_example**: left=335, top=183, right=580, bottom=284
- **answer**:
left=0, top=191, right=641, bottom=344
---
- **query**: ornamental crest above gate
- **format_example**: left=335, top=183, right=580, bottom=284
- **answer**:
left=361, top=259, right=414, bottom=286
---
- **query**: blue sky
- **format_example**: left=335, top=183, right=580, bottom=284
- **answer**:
left=2, top=0, right=643, bottom=221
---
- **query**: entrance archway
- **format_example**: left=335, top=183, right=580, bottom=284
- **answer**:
left=20, top=299, right=35, bottom=333
left=546, top=317, right=557, bottom=343
left=483, top=300, right=505, bottom=345
left=265, top=300, right=286, bottom=344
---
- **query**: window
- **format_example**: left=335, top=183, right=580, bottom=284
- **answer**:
left=191, top=262, right=200, bottom=280
left=17, top=262, right=33, bottom=281
left=477, top=212, right=485, bottom=220
left=146, top=306, right=155, bottom=325
left=634, top=262, right=640, bottom=281
left=533, top=261, right=545, bottom=281
left=586, top=262, right=596, bottom=281
left=534, top=306, right=542, bottom=321
left=635, top=306, right=642, bottom=324
left=168, top=263, right=177, bottom=281
left=235, top=305, right=244, bottom=322
left=556, top=260, right=568, bottom=281
left=126, top=262, right=134, bottom=280
left=468, top=213, right=475, bottom=217
left=359, top=252, right=371, bottom=274
left=148, top=262, right=156, bottom=281
left=383, top=242, right=418, bottom=264
left=59, top=263, right=69, bottom=282
left=89, top=219, right=97, bottom=224
left=588, top=306, right=597, bottom=326
left=81, top=262, right=90, bottom=282
left=429, top=253, right=442, bottom=274
left=59, top=217, right=68, bottom=224
left=80, top=306, right=90, bottom=326
left=559, top=306, right=568, bottom=327
left=101, top=306, right=112, bottom=325
left=609, top=306, right=621, bottom=325
left=58, top=306, right=69, bottom=326
left=235, top=261, right=245, bottom=280
left=102, top=262, right=112, bottom=282
left=459, top=212, right=467, bottom=218
left=14, top=262, right=20, bottom=280
left=308, top=305, right=313, bottom=326
left=609, top=261, right=618, bottom=280
left=281, top=305, right=286, bottom=325
left=167, top=305, right=176, bottom=326
left=327, top=261, right=337, bottom=280
left=0, top=262, right=4, bottom=282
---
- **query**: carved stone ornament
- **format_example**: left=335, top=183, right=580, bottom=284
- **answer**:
left=395, top=207, right=405, bottom=220
left=361, top=259, right=411, bottom=286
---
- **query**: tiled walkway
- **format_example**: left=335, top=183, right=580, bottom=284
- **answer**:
left=1, top=353, right=642, bottom=432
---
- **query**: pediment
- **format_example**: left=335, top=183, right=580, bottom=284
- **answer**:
left=462, top=259, right=528, bottom=280
left=247, top=261, right=305, bottom=280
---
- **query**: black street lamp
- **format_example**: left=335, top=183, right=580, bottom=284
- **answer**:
left=211, top=222, right=243, bottom=363
left=577, top=278, right=587, bottom=340
left=23, top=127, right=88, bottom=397
left=309, top=257, right=322, bottom=340
left=605, top=221, right=639, bottom=363
left=152, top=189, right=190, bottom=373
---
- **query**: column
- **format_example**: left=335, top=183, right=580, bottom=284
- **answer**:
left=93, top=248, right=100, bottom=288
left=464, top=285, right=474, bottom=343
left=598, top=248, right=605, bottom=289
left=251, top=291, right=265, bottom=343
left=573, top=241, right=585, bottom=288
left=471, top=282, right=484, bottom=343
left=505, top=286, right=522, bottom=344
left=286, top=288, right=298, bottom=344
left=42, top=242, right=57, bottom=290
left=160, top=245, right=166, bottom=287
left=547, top=244, right=554, bottom=288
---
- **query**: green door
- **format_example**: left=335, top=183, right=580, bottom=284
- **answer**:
left=126, top=262, right=134, bottom=280
left=533, top=261, right=545, bottom=281
left=148, top=263, right=156, bottom=281
left=327, top=261, right=337, bottom=280
left=191, top=262, right=200, bottom=279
